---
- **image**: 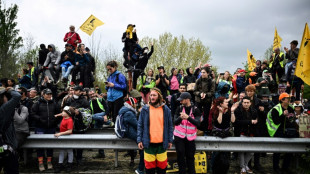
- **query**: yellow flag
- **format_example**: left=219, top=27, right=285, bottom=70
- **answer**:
left=273, top=27, right=282, bottom=50
left=295, top=23, right=310, bottom=85
left=80, top=15, right=104, bottom=36
left=247, top=49, right=257, bottom=71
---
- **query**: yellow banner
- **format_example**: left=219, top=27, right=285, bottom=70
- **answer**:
left=295, top=23, right=310, bottom=85
left=80, top=15, right=104, bottom=36
left=247, top=49, right=257, bottom=71
left=273, top=27, right=282, bottom=51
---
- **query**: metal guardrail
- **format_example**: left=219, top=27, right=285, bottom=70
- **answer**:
left=22, top=134, right=310, bottom=167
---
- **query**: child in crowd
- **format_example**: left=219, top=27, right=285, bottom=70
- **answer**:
left=54, top=106, right=75, bottom=173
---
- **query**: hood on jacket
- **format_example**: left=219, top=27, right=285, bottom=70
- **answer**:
left=119, top=102, right=137, bottom=115
left=186, top=67, right=192, bottom=75
left=48, top=44, right=56, bottom=52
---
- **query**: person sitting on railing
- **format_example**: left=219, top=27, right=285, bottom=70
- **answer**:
left=233, top=96, right=258, bottom=174
left=71, top=44, right=89, bottom=87
left=266, top=93, right=298, bottom=173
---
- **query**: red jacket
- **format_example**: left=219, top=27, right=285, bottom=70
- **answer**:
left=64, top=32, right=82, bottom=48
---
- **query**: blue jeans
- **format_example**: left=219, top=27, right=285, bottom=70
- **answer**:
left=62, top=65, right=74, bottom=79
left=285, top=62, right=293, bottom=75
left=35, top=127, right=55, bottom=157
left=92, top=112, right=110, bottom=129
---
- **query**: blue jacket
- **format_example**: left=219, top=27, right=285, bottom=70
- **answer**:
left=106, top=71, right=127, bottom=102
left=137, top=104, right=173, bottom=149
left=119, top=103, right=138, bottom=142
left=18, top=74, right=32, bottom=89
left=236, top=76, right=248, bottom=94
left=74, top=53, right=89, bottom=66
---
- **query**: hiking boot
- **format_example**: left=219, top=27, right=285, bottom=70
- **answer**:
left=66, top=163, right=73, bottom=172
left=54, top=163, right=64, bottom=173
left=39, top=163, right=45, bottom=172
left=47, top=161, right=53, bottom=169
left=245, top=166, right=253, bottom=174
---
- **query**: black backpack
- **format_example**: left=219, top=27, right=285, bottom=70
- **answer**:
left=115, top=73, right=128, bottom=97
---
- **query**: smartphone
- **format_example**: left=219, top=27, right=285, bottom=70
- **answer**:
left=220, top=73, right=224, bottom=76
left=104, top=82, right=109, bottom=84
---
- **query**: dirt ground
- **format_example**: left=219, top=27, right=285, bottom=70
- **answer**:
left=17, top=149, right=302, bottom=174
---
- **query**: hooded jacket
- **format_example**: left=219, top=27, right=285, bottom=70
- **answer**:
left=43, top=44, right=61, bottom=67
left=183, top=68, right=196, bottom=84
left=14, top=105, right=30, bottom=134
left=137, top=103, right=173, bottom=149
left=31, top=98, right=61, bottom=129
left=119, top=103, right=138, bottom=142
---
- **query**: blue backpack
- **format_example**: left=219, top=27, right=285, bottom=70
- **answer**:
left=115, top=113, right=126, bottom=138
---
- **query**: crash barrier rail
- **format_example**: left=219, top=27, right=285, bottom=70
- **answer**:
left=22, top=134, right=310, bottom=167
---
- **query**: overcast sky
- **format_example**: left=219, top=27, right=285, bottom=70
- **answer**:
left=5, top=0, right=310, bottom=73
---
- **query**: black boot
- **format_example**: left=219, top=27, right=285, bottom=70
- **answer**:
left=66, top=163, right=73, bottom=172
left=54, top=163, right=64, bottom=173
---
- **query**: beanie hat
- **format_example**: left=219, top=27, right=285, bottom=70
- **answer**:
left=63, top=106, right=75, bottom=117
left=126, top=97, right=137, bottom=106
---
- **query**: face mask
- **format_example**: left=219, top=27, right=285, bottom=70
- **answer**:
left=144, top=50, right=148, bottom=53
left=73, top=94, right=79, bottom=99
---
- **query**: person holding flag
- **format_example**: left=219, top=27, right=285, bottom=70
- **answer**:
left=64, top=25, right=82, bottom=49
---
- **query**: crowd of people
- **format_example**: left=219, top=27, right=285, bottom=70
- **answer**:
left=0, top=24, right=309, bottom=174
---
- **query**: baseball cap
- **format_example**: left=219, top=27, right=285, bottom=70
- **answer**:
left=239, top=69, right=246, bottom=73
left=74, top=86, right=83, bottom=91
left=177, top=92, right=192, bottom=101
left=279, top=93, right=290, bottom=101
left=65, top=43, right=72, bottom=47
left=42, top=88, right=52, bottom=94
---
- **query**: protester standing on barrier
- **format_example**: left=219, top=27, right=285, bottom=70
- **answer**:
left=137, top=88, right=173, bottom=174
left=173, top=92, right=201, bottom=174
left=194, top=66, right=215, bottom=133
left=234, top=96, right=258, bottom=174
left=31, top=88, right=61, bottom=171
left=266, top=93, right=298, bottom=174
left=0, top=87, right=21, bottom=174
left=106, top=60, right=127, bottom=123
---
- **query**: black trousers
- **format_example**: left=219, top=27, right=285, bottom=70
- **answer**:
left=174, top=136, right=196, bottom=174
left=286, top=81, right=302, bottom=101
left=0, top=151, right=19, bottom=174
left=108, top=97, right=124, bottom=123
left=72, top=65, right=86, bottom=85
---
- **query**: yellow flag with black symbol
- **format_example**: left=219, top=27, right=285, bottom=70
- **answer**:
left=80, top=15, right=104, bottom=36
left=247, top=49, right=257, bottom=71
left=273, top=27, right=282, bottom=50
left=295, top=23, right=310, bottom=85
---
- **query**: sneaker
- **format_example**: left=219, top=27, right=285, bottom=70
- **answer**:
left=135, top=169, right=144, bottom=174
left=47, top=161, right=53, bottom=169
left=39, top=163, right=45, bottom=172
left=54, top=163, right=64, bottom=173
left=240, top=168, right=246, bottom=174
left=245, top=166, right=253, bottom=174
